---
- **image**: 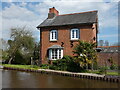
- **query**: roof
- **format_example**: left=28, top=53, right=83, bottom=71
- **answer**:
left=37, top=10, right=98, bottom=28
left=48, top=45, right=63, bottom=49
left=97, top=46, right=120, bottom=52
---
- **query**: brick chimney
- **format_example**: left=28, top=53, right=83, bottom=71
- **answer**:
left=48, top=7, right=59, bottom=19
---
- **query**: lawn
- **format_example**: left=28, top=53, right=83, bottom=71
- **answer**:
left=2, top=64, right=41, bottom=70
left=87, top=70, right=119, bottom=76
left=106, top=71, right=119, bottom=76
left=2, top=64, right=120, bottom=76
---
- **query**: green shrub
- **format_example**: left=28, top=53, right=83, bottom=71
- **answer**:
left=49, top=55, right=85, bottom=72
left=49, top=65, right=58, bottom=70
left=98, top=67, right=107, bottom=74
left=110, top=64, right=118, bottom=70
left=40, top=64, right=49, bottom=69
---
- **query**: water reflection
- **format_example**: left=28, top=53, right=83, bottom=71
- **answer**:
left=2, top=69, right=119, bottom=88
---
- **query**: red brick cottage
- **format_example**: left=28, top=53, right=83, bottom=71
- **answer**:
left=37, top=7, right=98, bottom=64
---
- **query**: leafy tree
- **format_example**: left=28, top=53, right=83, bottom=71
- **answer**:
left=33, top=42, right=40, bottom=65
left=7, top=27, right=35, bottom=64
left=73, top=40, right=97, bottom=70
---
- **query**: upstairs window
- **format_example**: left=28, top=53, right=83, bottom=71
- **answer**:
left=50, top=30, right=57, bottom=41
left=71, top=28, right=80, bottom=40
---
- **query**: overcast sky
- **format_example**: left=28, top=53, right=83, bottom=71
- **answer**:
left=0, top=0, right=119, bottom=45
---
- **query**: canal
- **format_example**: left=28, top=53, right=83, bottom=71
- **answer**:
left=2, top=69, right=119, bottom=88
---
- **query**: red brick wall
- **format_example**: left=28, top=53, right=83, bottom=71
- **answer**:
left=40, top=24, right=97, bottom=64
left=97, top=52, right=119, bottom=66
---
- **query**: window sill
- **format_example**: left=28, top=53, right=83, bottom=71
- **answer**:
left=49, top=59, right=57, bottom=60
left=70, top=39, right=79, bottom=41
left=50, top=40, right=57, bottom=42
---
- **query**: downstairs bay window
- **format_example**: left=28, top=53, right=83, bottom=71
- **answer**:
left=49, top=49, right=63, bottom=60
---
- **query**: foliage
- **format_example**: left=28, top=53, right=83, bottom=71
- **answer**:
left=2, top=50, right=9, bottom=60
left=73, top=40, right=97, bottom=70
left=6, top=27, right=35, bottom=64
left=32, top=42, right=40, bottom=65
left=110, top=64, right=118, bottom=70
left=98, top=66, right=107, bottom=74
left=40, top=64, right=49, bottom=69
left=108, top=57, right=118, bottom=70
left=49, top=55, right=85, bottom=72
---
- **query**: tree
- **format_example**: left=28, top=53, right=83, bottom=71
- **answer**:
left=33, top=42, right=40, bottom=65
left=7, top=27, right=35, bottom=64
left=73, top=40, right=97, bottom=70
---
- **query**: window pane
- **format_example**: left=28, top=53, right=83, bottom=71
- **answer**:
left=72, top=30, right=74, bottom=38
left=50, top=49, right=62, bottom=60
left=54, top=31, right=57, bottom=39
left=71, top=29, right=79, bottom=39
left=59, top=49, right=61, bottom=59
left=55, top=49, right=57, bottom=59
left=76, top=30, right=78, bottom=38
left=50, top=30, right=57, bottom=40
left=52, top=31, right=54, bottom=39
left=51, top=49, right=53, bottom=59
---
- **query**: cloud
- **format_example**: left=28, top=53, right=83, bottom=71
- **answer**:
left=2, top=4, right=39, bottom=21
left=43, top=0, right=118, bottom=29
left=2, top=3, right=41, bottom=40
left=1, top=0, right=119, bottom=3
left=1, top=1, right=118, bottom=43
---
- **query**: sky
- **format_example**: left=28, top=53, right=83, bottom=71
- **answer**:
left=0, top=0, right=119, bottom=45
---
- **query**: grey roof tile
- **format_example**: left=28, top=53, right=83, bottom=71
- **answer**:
left=37, top=11, right=98, bottom=28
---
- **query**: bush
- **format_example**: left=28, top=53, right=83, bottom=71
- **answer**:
left=110, top=64, right=118, bottom=70
left=98, top=67, right=107, bottom=74
left=49, top=55, right=85, bottom=72
left=40, top=64, right=49, bottom=69
left=49, top=65, right=58, bottom=70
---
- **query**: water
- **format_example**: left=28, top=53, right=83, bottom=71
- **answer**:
left=2, top=69, right=119, bottom=88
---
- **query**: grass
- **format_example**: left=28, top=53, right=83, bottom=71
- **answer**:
left=106, top=72, right=119, bottom=76
left=2, top=64, right=120, bottom=76
left=87, top=70, right=119, bottom=76
left=2, top=64, right=41, bottom=70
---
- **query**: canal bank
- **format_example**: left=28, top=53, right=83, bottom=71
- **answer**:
left=3, top=66, right=120, bottom=83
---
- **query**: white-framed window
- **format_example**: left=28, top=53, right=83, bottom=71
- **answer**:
left=71, top=28, right=80, bottom=40
left=50, top=30, right=57, bottom=41
left=49, top=49, right=63, bottom=60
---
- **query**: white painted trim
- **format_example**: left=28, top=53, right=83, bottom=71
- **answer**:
left=49, top=49, right=52, bottom=60
left=57, top=49, right=59, bottom=59
left=61, top=49, right=63, bottom=59
left=49, top=49, right=63, bottom=60
left=50, top=30, right=57, bottom=41
left=71, top=28, right=79, bottom=40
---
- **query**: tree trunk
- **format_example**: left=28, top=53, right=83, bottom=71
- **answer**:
left=8, top=57, right=13, bottom=64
